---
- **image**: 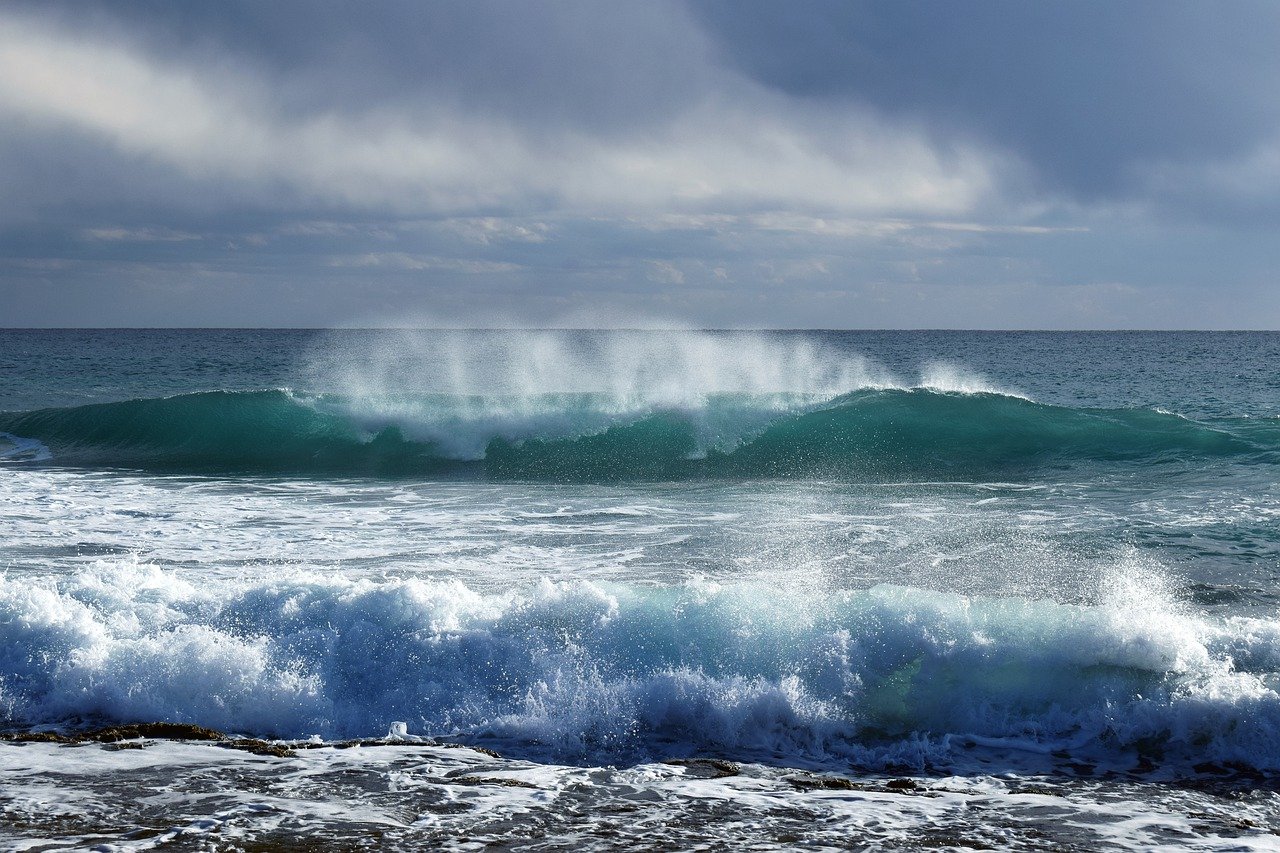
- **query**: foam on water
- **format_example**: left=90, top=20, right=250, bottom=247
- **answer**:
left=4, top=331, right=1280, bottom=848
left=4, top=557, right=1280, bottom=775
left=6, top=737, right=1276, bottom=851
left=0, top=431, right=50, bottom=462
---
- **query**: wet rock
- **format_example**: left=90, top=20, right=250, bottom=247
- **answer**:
left=450, top=776, right=539, bottom=789
left=90, top=723, right=225, bottom=742
left=662, top=758, right=741, bottom=778
left=787, top=775, right=863, bottom=791
left=224, top=738, right=294, bottom=758
left=446, top=743, right=502, bottom=759
left=1010, top=784, right=1057, bottom=796
left=0, top=731, right=71, bottom=744
left=2, top=724, right=292, bottom=757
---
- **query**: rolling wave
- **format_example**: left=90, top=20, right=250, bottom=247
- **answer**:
left=0, top=388, right=1274, bottom=480
left=4, top=562, right=1280, bottom=773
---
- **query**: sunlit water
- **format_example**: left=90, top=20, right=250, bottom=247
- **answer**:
left=2, top=329, right=1279, bottom=850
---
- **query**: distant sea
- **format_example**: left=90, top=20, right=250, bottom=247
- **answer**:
left=3, top=329, right=1280, bottom=850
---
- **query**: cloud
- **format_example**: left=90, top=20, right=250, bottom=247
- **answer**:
left=326, top=252, right=522, bottom=274
left=647, top=260, right=686, bottom=285
left=428, top=218, right=551, bottom=245
left=0, top=9, right=996, bottom=218
left=689, top=0, right=1280, bottom=206
left=83, top=227, right=201, bottom=242
left=1, top=1, right=1278, bottom=328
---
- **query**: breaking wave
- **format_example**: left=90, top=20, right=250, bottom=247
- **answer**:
left=4, top=561, right=1280, bottom=774
left=0, top=387, right=1273, bottom=480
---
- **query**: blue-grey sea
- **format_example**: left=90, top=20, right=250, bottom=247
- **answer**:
left=2, top=329, right=1280, bottom=850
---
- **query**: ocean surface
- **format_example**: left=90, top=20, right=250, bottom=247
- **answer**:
left=2, top=328, right=1280, bottom=850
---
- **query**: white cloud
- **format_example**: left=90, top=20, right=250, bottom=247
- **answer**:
left=413, top=217, right=552, bottom=244
left=83, top=227, right=202, bottom=242
left=922, top=222, right=1089, bottom=235
left=646, top=260, right=686, bottom=285
left=624, top=212, right=1086, bottom=239
left=326, top=252, right=522, bottom=273
left=0, top=11, right=998, bottom=219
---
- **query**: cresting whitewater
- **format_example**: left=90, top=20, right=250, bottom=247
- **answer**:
left=3, top=329, right=1280, bottom=851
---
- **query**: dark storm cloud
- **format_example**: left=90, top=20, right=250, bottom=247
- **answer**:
left=1, top=1, right=1278, bottom=328
left=690, top=0, right=1280, bottom=202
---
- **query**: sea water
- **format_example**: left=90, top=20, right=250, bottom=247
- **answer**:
left=2, top=329, right=1279, bottom=850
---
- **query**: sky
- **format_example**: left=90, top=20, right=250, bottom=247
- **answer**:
left=2, top=0, right=1279, bottom=329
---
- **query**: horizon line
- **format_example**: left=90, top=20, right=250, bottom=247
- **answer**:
left=2, top=327, right=1279, bottom=333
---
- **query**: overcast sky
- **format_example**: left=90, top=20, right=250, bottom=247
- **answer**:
left=2, top=0, right=1279, bottom=328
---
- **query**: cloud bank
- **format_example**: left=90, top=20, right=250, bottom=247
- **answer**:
left=1, top=1, right=1277, bottom=327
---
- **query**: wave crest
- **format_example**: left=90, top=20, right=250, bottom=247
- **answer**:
left=4, top=563, right=1280, bottom=772
left=1, top=386, right=1272, bottom=479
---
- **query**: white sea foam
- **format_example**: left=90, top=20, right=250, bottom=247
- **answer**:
left=7, top=737, right=1276, bottom=851
left=0, top=431, right=50, bottom=461
left=4, top=559, right=1280, bottom=772
left=918, top=360, right=1025, bottom=397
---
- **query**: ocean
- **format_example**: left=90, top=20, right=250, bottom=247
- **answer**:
left=2, top=328, right=1279, bottom=850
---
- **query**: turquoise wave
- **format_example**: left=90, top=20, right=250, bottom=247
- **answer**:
left=0, top=388, right=1274, bottom=479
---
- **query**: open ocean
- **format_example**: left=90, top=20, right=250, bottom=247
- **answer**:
left=3, top=328, right=1280, bottom=851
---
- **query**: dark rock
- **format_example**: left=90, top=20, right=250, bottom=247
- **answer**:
left=450, top=776, right=539, bottom=789
left=223, top=738, right=294, bottom=758
left=1010, top=784, right=1057, bottom=796
left=90, top=723, right=225, bottom=742
left=662, top=758, right=741, bottom=778
left=2, top=723, right=292, bottom=758
left=0, top=731, right=73, bottom=744
left=787, top=775, right=863, bottom=791
left=444, top=743, right=502, bottom=759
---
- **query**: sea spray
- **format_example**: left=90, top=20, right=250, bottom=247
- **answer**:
left=304, top=328, right=899, bottom=402
left=6, top=329, right=1280, bottom=849
left=4, top=559, right=1280, bottom=772
left=1, top=387, right=1269, bottom=477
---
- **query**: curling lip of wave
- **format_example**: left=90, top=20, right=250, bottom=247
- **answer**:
left=0, top=387, right=1273, bottom=479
